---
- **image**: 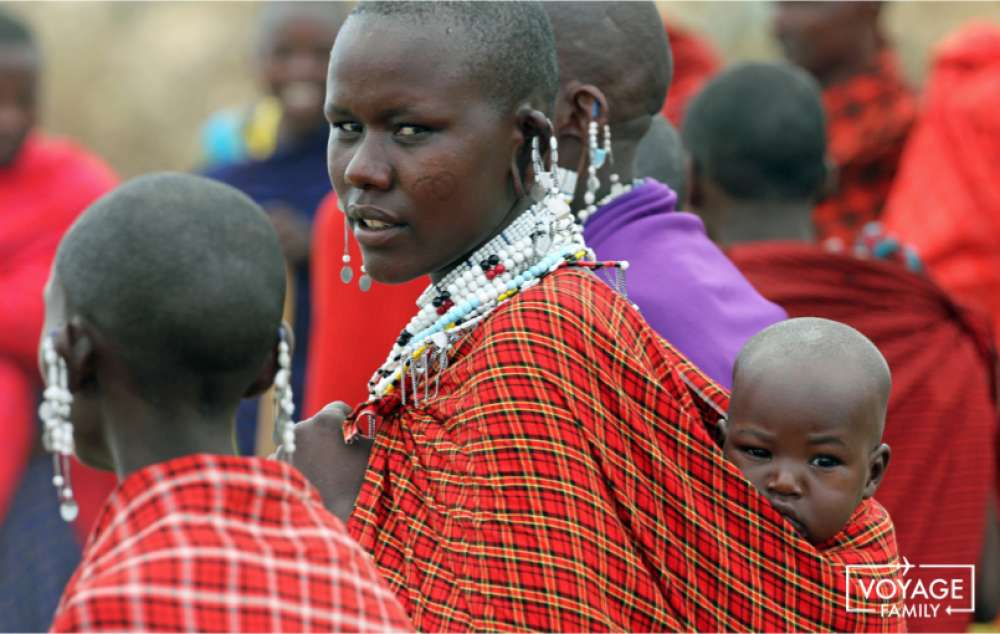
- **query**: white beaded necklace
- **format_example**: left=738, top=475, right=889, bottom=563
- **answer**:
left=363, top=190, right=593, bottom=407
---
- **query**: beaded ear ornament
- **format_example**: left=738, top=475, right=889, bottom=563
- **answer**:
left=39, top=335, right=78, bottom=523
left=345, top=135, right=629, bottom=443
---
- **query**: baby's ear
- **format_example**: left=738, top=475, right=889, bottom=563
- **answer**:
left=863, top=443, right=891, bottom=498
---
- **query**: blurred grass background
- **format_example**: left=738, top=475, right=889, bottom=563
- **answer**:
left=8, top=1, right=1000, bottom=178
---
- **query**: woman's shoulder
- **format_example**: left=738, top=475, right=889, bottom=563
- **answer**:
left=468, top=266, right=652, bottom=364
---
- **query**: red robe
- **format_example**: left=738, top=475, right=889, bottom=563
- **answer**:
left=814, top=51, right=917, bottom=249
left=884, top=23, right=1000, bottom=348
left=51, top=454, right=412, bottom=632
left=0, top=133, right=118, bottom=538
left=730, top=241, right=997, bottom=633
left=347, top=267, right=904, bottom=632
left=304, top=192, right=424, bottom=415
left=661, top=20, right=722, bottom=126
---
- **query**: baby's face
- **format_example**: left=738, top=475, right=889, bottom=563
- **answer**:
left=723, top=365, right=887, bottom=545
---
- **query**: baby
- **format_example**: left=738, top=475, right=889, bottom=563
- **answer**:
left=722, top=317, right=892, bottom=545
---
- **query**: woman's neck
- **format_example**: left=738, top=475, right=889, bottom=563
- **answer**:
left=430, top=195, right=533, bottom=284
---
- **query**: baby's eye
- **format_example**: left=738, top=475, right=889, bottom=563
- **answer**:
left=810, top=455, right=842, bottom=468
left=740, top=446, right=771, bottom=460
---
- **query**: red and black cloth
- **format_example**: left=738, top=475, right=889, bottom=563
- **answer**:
left=347, top=266, right=904, bottom=632
left=815, top=51, right=917, bottom=249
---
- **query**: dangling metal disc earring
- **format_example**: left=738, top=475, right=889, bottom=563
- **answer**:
left=358, top=265, right=372, bottom=292
left=340, top=213, right=354, bottom=284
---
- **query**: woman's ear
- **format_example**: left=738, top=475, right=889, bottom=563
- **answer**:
left=511, top=106, right=553, bottom=194
left=565, top=81, right=609, bottom=137
left=59, top=317, right=98, bottom=394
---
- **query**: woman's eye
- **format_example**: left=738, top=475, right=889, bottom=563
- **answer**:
left=741, top=446, right=771, bottom=460
left=811, top=455, right=842, bottom=468
left=332, top=122, right=362, bottom=136
left=395, top=124, right=429, bottom=139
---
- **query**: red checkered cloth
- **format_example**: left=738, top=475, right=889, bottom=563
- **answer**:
left=814, top=50, right=917, bottom=249
left=729, top=240, right=997, bottom=633
left=346, top=267, right=905, bottom=632
left=50, top=454, right=412, bottom=633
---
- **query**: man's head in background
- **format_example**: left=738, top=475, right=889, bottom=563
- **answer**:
left=773, top=1, right=884, bottom=87
left=682, top=62, right=828, bottom=245
left=0, top=9, right=39, bottom=166
left=255, top=1, right=351, bottom=139
left=635, top=114, right=688, bottom=205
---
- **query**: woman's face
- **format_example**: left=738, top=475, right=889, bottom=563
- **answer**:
left=326, top=15, right=523, bottom=284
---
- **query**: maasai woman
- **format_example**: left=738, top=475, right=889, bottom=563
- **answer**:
left=288, top=2, right=905, bottom=631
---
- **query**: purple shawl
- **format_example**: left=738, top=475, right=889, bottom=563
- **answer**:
left=584, top=179, right=786, bottom=388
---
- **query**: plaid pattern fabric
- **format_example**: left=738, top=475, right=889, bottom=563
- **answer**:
left=50, top=454, right=411, bottom=633
left=347, top=267, right=905, bottom=632
left=815, top=51, right=917, bottom=249
left=730, top=240, right=998, bottom=633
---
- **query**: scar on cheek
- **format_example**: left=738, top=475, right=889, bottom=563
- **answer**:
left=414, top=171, right=458, bottom=201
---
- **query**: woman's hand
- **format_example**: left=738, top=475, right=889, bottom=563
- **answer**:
left=275, top=401, right=372, bottom=523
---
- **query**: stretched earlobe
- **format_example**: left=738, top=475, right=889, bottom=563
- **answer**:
left=863, top=443, right=891, bottom=498
left=513, top=107, right=553, bottom=197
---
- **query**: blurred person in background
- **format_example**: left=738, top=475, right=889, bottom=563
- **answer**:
left=659, top=17, right=721, bottom=127
left=773, top=0, right=916, bottom=250
left=202, top=1, right=349, bottom=454
left=544, top=1, right=785, bottom=389
left=0, top=9, right=118, bottom=631
left=685, top=60, right=998, bottom=632
left=883, top=24, right=1000, bottom=351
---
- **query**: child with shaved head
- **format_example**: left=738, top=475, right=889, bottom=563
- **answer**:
left=42, top=173, right=409, bottom=632
left=723, top=317, right=892, bottom=545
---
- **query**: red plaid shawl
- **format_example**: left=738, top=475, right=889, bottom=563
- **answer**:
left=730, top=241, right=998, bottom=633
left=814, top=51, right=917, bottom=249
left=50, top=454, right=411, bottom=633
left=347, top=267, right=904, bottom=632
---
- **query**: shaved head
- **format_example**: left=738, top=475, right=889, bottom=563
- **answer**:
left=54, top=172, right=286, bottom=412
left=636, top=114, right=687, bottom=203
left=683, top=62, right=827, bottom=203
left=545, top=1, right=671, bottom=136
left=735, top=317, right=891, bottom=439
left=352, top=1, right=559, bottom=114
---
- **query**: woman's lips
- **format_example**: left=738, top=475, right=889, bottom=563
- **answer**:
left=352, top=217, right=406, bottom=248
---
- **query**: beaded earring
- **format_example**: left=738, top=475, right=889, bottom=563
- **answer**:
left=39, top=335, right=78, bottom=522
left=530, top=136, right=549, bottom=202
left=273, top=327, right=296, bottom=460
left=604, top=123, right=621, bottom=191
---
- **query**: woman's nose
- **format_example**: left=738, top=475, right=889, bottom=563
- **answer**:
left=341, top=134, right=392, bottom=191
